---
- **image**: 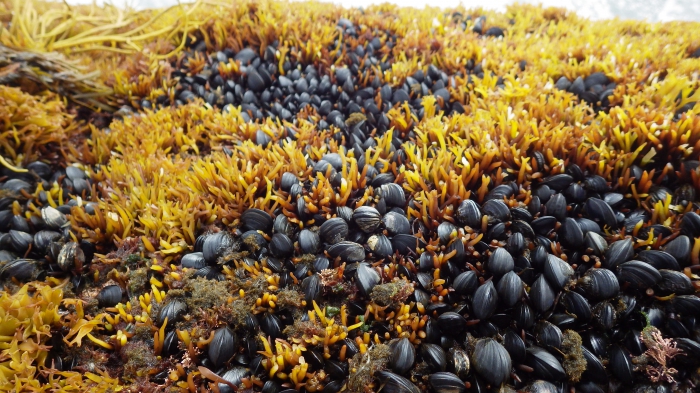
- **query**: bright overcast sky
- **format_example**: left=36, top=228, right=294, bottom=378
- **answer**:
left=63, top=0, right=700, bottom=22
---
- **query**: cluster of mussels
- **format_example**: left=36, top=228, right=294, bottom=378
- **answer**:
left=2, top=10, right=700, bottom=393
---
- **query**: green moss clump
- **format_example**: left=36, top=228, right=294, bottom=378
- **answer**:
left=370, top=279, right=414, bottom=309
left=120, top=340, right=159, bottom=381
left=347, top=343, right=392, bottom=393
left=561, top=330, right=586, bottom=383
left=127, top=267, right=149, bottom=298
left=183, top=276, right=232, bottom=311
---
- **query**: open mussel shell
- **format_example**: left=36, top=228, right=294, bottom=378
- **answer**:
left=375, top=371, right=420, bottom=393
left=97, top=285, right=123, bottom=307
left=472, top=338, right=511, bottom=386
left=526, top=346, right=565, bottom=381
left=428, top=372, right=466, bottom=393
left=389, top=338, right=415, bottom=374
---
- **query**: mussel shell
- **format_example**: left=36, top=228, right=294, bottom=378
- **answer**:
left=447, top=347, right=469, bottom=378
left=496, top=271, right=523, bottom=308
left=421, top=343, right=447, bottom=372
left=368, top=234, right=393, bottom=258
left=378, top=183, right=406, bottom=207
left=482, top=199, right=511, bottom=223
left=353, top=206, right=382, bottom=233
left=534, top=321, right=562, bottom=350
left=673, top=295, right=700, bottom=315
left=391, top=234, right=425, bottom=255
left=578, top=268, right=619, bottom=300
left=261, top=312, right=283, bottom=339
left=636, top=250, right=679, bottom=270
left=456, top=199, right=482, bottom=228
left=41, top=206, right=67, bottom=230
left=616, top=260, right=661, bottom=289
left=0, top=258, right=41, bottom=281
left=604, top=237, right=634, bottom=269
left=584, top=232, right=607, bottom=257
left=543, top=254, right=573, bottom=290
left=524, top=380, right=559, bottom=393
left=241, top=208, right=273, bottom=232
left=382, top=211, right=411, bottom=236
left=580, top=346, right=607, bottom=384
left=328, top=241, right=365, bottom=262
left=428, top=372, right=466, bottom=393
left=180, top=252, right=207, bottom=269
left=544, top=193, right=567, bottom=221
left=33, top=230, right=62, bottom=254
left=532, top=216, right=557, bottom=236
left=609, top=345, right=634, bottom=384
left=301, top=274, right=322, bottom=304
left=9, top=230, right=33, bottom=254
left=203, top=231, right=237, bottom=263
left=157, top=299, right=187, bottom=329
left=664, top=235, right=691, bottom=267
left=472, top=281, right=498, bottom=320
left=273, top=214, right=295, bottom=238
left=680, top=211, right=700, bottom=237
left=503, top=329, right=526, bottom=364
left=452, top=270, right=478, bottom=296
left=298, top=229, right=320, bottom=254
left=97, top=285, right=123, bottom=307
left=270, top=233, right=294, bottom=257
left=437, top=222, right=459, bottom=244
left=585, top=197, right=617, bottom=229
left=209, top=327, right=239, bottom=368
left=530, top=274, right=555, bottom=313
left=57, top=241, right=85, bottom=272
left=487, top=248, right=514, bottom=276
left=561, top=291, right=592, bottom=322
left=218, top=367, right=249, bottom=393
left=389, top=338, right=415, bottom=374
left=355, top=263, right=380, bottom=297
left=319, top=217, right=348, bottom=244
left=375, top=371, right=420, bottom=393
left=437, top=312, right=466, bottom=335
left=526, top=346, right=565, bottom=381
left=656, top=269, right=694, bottom=295
left=471, top=338, right=511, bottom=386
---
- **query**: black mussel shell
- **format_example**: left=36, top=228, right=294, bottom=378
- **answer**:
left=181, top=252, right=207, bottom=269
left=368, top=234, right=393, bottom=258
left=535, top=321, right=562, bottom=350
left=274, top=214, right=295, bottom=238
left=637, top=250, right=679, bottom=270
left=301, top=274, right=322, bottom=304
left=585, top=197, right=617, bottom=229
left=280, top=172, right=298, bottom=192
left=437, top=312, right=466, bottom=335
left=355, top=263, right=380, bottom=297
left=604, top=237, right=633, bottom=269
left=472, top=281, right=498, bottom=320
left=664, top=235, right=690, bottom=267
left=270, top=233, right=294, bottom=257
left=447, top=348, right=470, bottom=379
left=389, top=338, right=415, bottom=374
left=298, top=229, right=321, bottom=254
left=561, top=291, right=592, bottom=322
left=203, top=231, right=237, bottom=263
left=218, top=366, right=249, bottom=393
left=241, top=230, right=267, bottom=252
left=0, top=258, right=41, bottom=281
left=530, top=274, right=555, bottom=313
left=382, top=211, right=411, bottom=236
left=97, top=285, right=123, bottom=307
left=41, top=206, right=67, bottom=230
left=209, top=327, right=239, bottom=368
left=543, top=254, right=573, bottom=290
left=375, top=371, right=420, bottom=393
left=532, top=216, right=557, bottom=236
left=581, top=346, right=607, bottom=384
left=496, top=271, right=523, bottom=308
left=526, top=346, right=565, bottom=381
left=428, top=372, right=466, bottom=393
left=503, top=329, right=526, bottom=364
left=578, top=268, right=619, bottom=300
left=261, top=312, right=283, bottom=339
left=157, top=299, right=187, bottom=329
left=437, top=222, right=459, bottom=244
left=560, top=217, right=584, bottom=249
left=487, top=248, right=514, bottom=276
left=421, top=343, right=447, bottom=372
left=616, top=260, right=661, bottom=289
left=453, top=270, right=478, bottom=296
left=472, top=338, right=511, bottom=386
left=319, top=217, right=349, bottom=244
left=57, top=242, right=85, bottom=272
left=673, top=295, right=700, bottom=315
left=680, top=211, right=700, bottom=237
left=456, top=199, right=482, bottom=228
left=392, top=234, right=425, bottom=255
left=328, top=241, right=366, bottom=262
left=609, top=345, right=634, bottom=384
left=524, top=380, right=559, bottom=393
left=482, top=199, right=511, bottom=223
left=544, top=193, right=567, bottom=221
left=241, top=208, right=273, bottom=232
left=656, top=269, right=694, bottom=295
left=353, top=206, right=382, bottom=233
left=543, top=173, right=573, bottom=191
left=378, top=183, right=406, bottom=207
left=584, top=232, right=607, bottom=257
left=9, top=230, right=33, bottom=254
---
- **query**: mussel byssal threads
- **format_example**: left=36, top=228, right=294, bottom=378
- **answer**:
left=0, top=0, right=699, bottom=392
